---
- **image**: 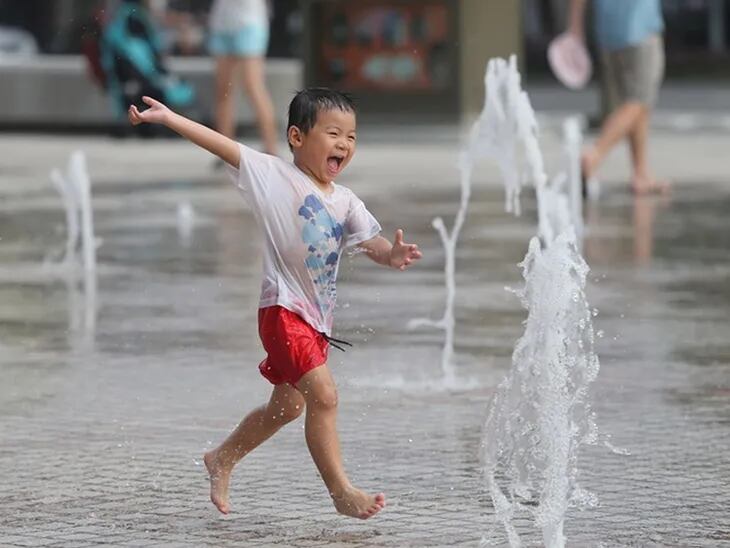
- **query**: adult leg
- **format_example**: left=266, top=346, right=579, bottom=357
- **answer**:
left=296, top=365, right=385, bottom=519
left=214, top=55, right=238, bottom=139
left=204, top=382, right=305, bottom=514
left=628, top=35, right=669, bottom=194
left=240, top=56, right=278, bottom=155
left=628, top=107, right=668, bottom=193
left=582, top=100, right=644, bottom=179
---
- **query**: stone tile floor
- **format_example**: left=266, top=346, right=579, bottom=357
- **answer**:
left=0, top=135, right=728, bottom=547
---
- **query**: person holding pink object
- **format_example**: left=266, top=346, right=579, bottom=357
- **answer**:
left=548, top=32, right=592, bottom=90
left=568, top=0, right=669, bottom=195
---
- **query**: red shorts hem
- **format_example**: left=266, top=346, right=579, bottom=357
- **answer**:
left=257, top=305, right=329, bottom=386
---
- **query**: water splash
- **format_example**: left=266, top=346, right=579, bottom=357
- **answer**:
left=475, top=57, right=600, bottom=548
left=49, top=151, right=98, bottom=337
left=409, top=55, right=548, bottom=384
left=562, top=116, right=584, bottom=241
left=50, top=151, right=97, bottom=275
left=407, top=164, right=471, bottom=384
left=176, top=201, right=196, bottom=246
left=482, top=234, right=600, bottom=548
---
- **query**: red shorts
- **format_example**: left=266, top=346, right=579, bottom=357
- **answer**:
left=258, top=306, right=329, bottom=386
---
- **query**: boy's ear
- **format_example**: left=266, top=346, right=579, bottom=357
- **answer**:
left=287, top=125, right=304, bottom=149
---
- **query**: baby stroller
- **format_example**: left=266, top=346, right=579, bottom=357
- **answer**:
left=100, top=0, right=195, bottom=135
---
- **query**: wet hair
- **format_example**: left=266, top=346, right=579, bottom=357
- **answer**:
left=287, top=87, right=356, bottom=140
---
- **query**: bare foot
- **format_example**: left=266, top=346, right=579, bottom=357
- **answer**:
left=331, top=486, right=386, bottom=519
left=204, top=450, right=232, bottom=514
left=632, top=173, right=670, bottom=195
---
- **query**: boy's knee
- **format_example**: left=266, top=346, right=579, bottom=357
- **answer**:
left=309, top=387, right=338, bottom=411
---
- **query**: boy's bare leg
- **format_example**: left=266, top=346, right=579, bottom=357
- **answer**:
left=628, top=107, right=669, bottom=194
left=204, top=383, right=305, bottom=514
left=296, top=365, right=386, bottom=520
left=582, top=100, right=645, bottom=179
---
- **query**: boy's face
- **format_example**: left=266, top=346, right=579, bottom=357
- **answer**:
left=289, top=108, right=357, bottom=184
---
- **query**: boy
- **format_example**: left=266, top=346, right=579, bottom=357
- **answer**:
left=128, top=88, right=422, bottom=519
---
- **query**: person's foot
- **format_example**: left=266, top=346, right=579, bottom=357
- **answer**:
left=204, top=450, right=232, bottom=514
left=331, top=486, right=386, bottom=519
left=632, top=173, right=670, bottom=195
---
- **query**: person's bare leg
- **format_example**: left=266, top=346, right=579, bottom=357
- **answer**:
left=628, top=106, right=670, bottom=194
left=582, top=100, right=645, bottom=179
left=296, top=365, right=385, bottom=519
left=214, top=55, right=238, bottom=139
left=204, top=383, right=304, bottom=514
left=240, top=56, right=278, bottom=155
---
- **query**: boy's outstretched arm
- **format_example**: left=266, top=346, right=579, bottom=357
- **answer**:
left=128, top=96, right=240, bottom=167
left=360, top=229, right=422, bottom=271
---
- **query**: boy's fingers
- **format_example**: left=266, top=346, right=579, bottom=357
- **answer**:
left=394, top=229, right=404, bottom=245
left=142, top=95, right=163, bottom=108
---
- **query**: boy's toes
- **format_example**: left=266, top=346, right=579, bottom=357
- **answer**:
left=213, top=499, right=230, bottom=514
left=360, top=496, right=385, bottom=519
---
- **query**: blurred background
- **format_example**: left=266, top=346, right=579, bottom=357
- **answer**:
left=2, top=0, right=729, bottom=131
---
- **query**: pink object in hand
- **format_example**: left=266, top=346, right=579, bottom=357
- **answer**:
left=548, top=32, right=593, bottom=90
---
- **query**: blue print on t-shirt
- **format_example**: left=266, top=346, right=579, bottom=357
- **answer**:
left=298, top=194, right=344, bottom=314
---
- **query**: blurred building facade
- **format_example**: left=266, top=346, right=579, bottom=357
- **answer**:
left=3, top=1, right=728, bottom=68
left=1, top=0, right=729, bottom=128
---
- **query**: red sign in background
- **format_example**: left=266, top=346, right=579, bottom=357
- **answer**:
left=317, top=1, right=453, bottom=92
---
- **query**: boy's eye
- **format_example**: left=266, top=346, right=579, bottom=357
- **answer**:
left=328, top=132, right=338, bottom=137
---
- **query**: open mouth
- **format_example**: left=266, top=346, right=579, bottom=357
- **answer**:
left=327, top=155, right=345, bottom=173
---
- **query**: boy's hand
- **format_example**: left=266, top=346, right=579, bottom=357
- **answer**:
left=389, top=229, right=422, bottom=271
left=128, top=96, right=171, bottom=126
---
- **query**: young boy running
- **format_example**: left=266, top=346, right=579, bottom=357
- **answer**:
left=128, top=88, right=422, bottom=519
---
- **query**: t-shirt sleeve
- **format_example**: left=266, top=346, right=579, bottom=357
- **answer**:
left=224, top=143, right=274, bottom=207
left=343, top=192, right=382, bottom=248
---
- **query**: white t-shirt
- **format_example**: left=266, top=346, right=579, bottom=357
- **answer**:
left=209, top=0, right=268, bottom=32
left=227, top=144, right=382, bottom=335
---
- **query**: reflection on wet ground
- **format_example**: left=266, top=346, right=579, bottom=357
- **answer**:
left=1, top=156, right=728, bottom=546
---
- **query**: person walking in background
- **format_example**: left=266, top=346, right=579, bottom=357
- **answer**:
left=568, top=0, right=669, bottom=195
left=209, top=0, right=278, bottom=156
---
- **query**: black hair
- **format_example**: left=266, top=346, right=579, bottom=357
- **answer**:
left=287, top=87, right=356, bottom=138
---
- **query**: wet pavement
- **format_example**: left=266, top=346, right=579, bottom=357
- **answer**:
left=0, top=132, right=729, bottom=547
